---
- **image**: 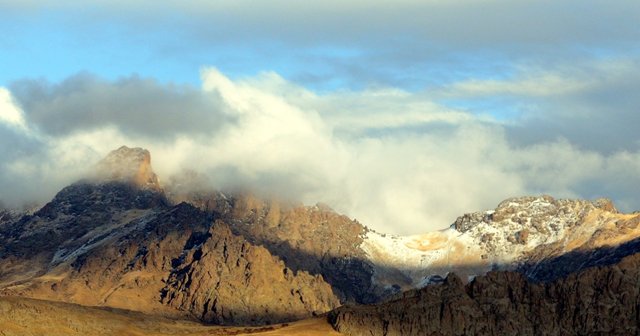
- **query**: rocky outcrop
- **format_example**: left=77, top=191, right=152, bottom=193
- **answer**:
left=162, top=221, right=339, bottom=325
left=93, top=146, right=161, bottom=190
left=1, top=197, right=339, bottom=325
left=0, top=147, right=340, bottom=326
left=166, top=177, right=380, bottom=303
left=0, top=208, right=20, bottom=227
left=218, top=195, right=376, bottom=303
left=330, top=251, right=640, bottom=336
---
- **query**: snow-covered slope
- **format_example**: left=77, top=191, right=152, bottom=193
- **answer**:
left=360, top=195, right=640, bottom=290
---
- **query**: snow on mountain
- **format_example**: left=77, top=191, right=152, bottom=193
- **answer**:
left=360, top=195, right=638, bottom=290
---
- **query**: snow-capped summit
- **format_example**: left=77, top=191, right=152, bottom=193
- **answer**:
left=360, top=195, right=636, bottom=290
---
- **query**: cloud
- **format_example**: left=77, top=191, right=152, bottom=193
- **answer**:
left=2, top=0, right=638, bottom=91
left=436, top=58, right=640, bottom=154
left=0, top=88, right=28, bottom=131
left=2, top=65, right=640, bottom=235
left=13, top=1, right=635, bottom=49
left=9, top=73, right=231, bottom=139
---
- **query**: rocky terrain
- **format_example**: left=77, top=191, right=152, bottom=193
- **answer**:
left=0, top=146, right=339, bottom=325
left=166, top=176, right=383, bottom=303
left=171, top=188, right=640, bottom=302
left=330, top=250, right=640, bottom=335
left=3, top=145, right=640, bottom=335
left=329, top=197, right=640, bottom=335
left=360, top=195, right=640, bottom=289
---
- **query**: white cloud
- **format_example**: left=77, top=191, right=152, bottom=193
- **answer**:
left=2, top=66, right=640, bottom=235
left=438, top=59, right=640, bottom=99
left=0, top=88, right=28, bottom=131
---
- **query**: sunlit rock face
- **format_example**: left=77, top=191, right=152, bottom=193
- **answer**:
left=165, top=168, right=640, bottom=304
left=0, top=146, right=340, bottom=326
left=3, top=145, right=640, bottom=331
left=93, top=146, right=161, bottom=190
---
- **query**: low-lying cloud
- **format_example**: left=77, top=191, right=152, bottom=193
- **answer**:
left=1, top=63, right=639, bottom=235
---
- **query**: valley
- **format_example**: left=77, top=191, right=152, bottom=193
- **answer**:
left=0, top=296, right=341, bottom=336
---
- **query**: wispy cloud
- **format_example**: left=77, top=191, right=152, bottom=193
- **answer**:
left=1, top=62, right=639, bottom=234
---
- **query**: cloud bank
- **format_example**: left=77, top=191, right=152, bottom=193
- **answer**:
left=1, top=62, right=639, bottom=234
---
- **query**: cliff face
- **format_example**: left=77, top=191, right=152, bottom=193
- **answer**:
left=0, top=147, right=340, bottom=326
left=167, top=176, right=640, bottom=305
left=92, top=146, right=161, bottom=190
left=165, top=175, right=381, bottom=303
left=162, top=221, right=339, bottom=325
left=330, top=251, right=640, bottom=336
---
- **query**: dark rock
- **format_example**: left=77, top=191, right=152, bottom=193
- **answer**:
left=330, top=252, right=640, bottom=336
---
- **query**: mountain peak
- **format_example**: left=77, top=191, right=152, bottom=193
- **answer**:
left=93, top=146, right=160, bottom=190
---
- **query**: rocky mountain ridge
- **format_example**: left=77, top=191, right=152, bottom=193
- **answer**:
left=2, top=145, right=640, bottom=330
left=330, top=249, right=640, bottom=335
left=0, top=146, right=339, bottom=325
left=360, top=195, right=640, bottom=290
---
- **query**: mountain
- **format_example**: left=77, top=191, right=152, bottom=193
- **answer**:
left=360, top=195, right=639, bottom=288
left=170, top=182, right=640, bottom=302
left=0, top=146, right=338, bottom=325
left=329, top=251, right=640, bottom=335
left=166, top=175, right=383, bottom=303
left=328, top=198, right=640, bottom=335
left=3, top=145, right=640, bottom=333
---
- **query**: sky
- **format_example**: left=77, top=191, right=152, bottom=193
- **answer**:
left=1, top=1, right=639, bottom=234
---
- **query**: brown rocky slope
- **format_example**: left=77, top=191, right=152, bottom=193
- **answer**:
left=0, top=146, right=339, bottom=325
left=166, top=172, right=393, bottom=304
left=329, top=248, right=640, bottom=335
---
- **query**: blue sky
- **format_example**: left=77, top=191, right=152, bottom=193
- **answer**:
left=3, top=1, right=636, bottom=90
left=1, top=1, right=640, bottom=234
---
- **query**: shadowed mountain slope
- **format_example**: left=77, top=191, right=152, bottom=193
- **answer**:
left=329, top=249, right=640, bottom=336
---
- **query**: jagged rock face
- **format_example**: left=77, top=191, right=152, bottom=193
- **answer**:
left=0, top=209, right=20, bottom=227
left=162, top=221, right=339, bottom=325
left=330, top=252, right=640, bottom=336
left=220, top=195, right=377, bottom=303
left=93, top=146, right=161, bottom=190
left=0, top=199, right=339, bottom=325
left=0, top=146, right=341, bottom=326
left=167, top=185, right=380, bottom=304
left=0, top=182, right=166, bottom=261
